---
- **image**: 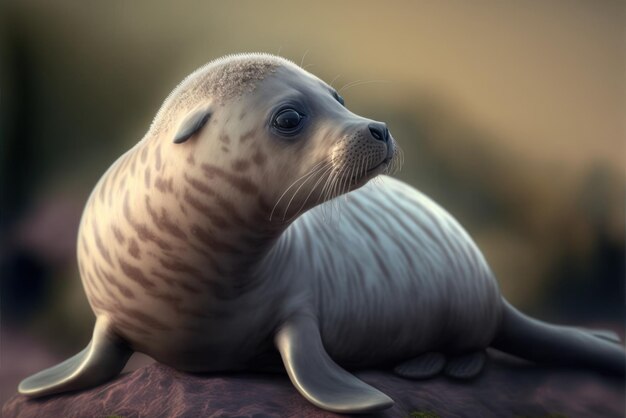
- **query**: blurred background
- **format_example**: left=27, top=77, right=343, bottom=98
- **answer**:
left=1, top=0, right=624, bottom=405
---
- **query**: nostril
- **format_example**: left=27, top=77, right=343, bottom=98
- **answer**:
left=368, top=122, right=388, bottom=143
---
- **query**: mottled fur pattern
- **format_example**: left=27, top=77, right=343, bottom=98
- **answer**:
left=77, top=52, right=499, bottom=372
left=76, top=53, right=402, bottom=369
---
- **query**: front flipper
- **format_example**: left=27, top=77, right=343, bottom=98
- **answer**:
left=444, top=350, right=487, bottom=379
left=19, top=316, right=132, bottom=397
left=275, top=314, right=394, bottom=413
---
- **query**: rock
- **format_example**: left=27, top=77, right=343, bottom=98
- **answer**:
left=3, top=350, right=624, bottom=418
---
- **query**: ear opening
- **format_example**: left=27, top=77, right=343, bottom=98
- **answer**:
left=173, top=108, right=212, bottom=144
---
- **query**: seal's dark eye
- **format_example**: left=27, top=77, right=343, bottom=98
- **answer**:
left=273, top=109, right=303, bottom=132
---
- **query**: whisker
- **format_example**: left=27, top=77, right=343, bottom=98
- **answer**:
left=331, top=168, right=342, bottom=200
left=338, top=79, right=362, bottom=93
left=271, top=160, right=327, bottom=218
left=392, top=145, right=404, bottom=175
left=319, top=168, right=335, bottom=201
left=362, top=155, right=368, bottom=177
left=348, top=160, right=357, bottom=189
left=339, top=79, right=391, bottom=94
left=330, top=170, right=344, bottom=220
left=319, top=169, right=335, bottom=222
left=287, top=165, right=333, bottom=222
left=343, top=160, right=358, bottom=205
left=329, top=74, right=342, bottom=89
left=326, top=169, right=342, bottom=216
left=319, top=171, right=335, bottom=221
left=282, top=161, right=332, bottom=220
left=300, top=49, right=310, bottom=68
left=324, top=173, right=335, bottom=202
left=282, top=162, right=332, bottom=220
left=270, top=160, right=328, bottom=221
left=358, top=154, right=367, bottom=180
left=318, top=168, right=335, bottom=204
left=340, top=164, right=351, bottom=196
left=305, top=165, right=334, bottom=207
left=335, top=170, right=346, bottom=208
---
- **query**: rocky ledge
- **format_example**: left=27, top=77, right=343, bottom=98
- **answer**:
left=3, top=350, right=624, bottom=418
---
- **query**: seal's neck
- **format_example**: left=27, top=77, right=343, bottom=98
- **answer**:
left=170, top=158, right=289, bottom=289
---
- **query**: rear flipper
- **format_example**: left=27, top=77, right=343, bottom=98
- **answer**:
left=492, top=299, right=626, bottom=376
left=19, top=316, right=132, bottom=397
left=394, top=352, right=446, bottom=379
left=444, top=351, right=487, bottom=379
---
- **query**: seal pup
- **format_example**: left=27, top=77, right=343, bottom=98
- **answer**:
left=19, top=53, right=625, bottom=413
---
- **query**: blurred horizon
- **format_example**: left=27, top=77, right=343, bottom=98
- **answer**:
left=1, top=0, right=624, bottom=405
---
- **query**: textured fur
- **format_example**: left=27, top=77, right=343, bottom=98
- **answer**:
left=149, top=53, right=290, bottom=136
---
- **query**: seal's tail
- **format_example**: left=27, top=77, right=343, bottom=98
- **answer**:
left=491, top=299, right=625, bottom=376
left=18, top=316, right=132, bottom=397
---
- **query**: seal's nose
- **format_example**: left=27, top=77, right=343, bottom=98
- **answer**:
left=368, top=122, right=389, bottom=143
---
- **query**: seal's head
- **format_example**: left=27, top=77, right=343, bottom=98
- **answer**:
left=153, top=53, right=400, bottom=224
